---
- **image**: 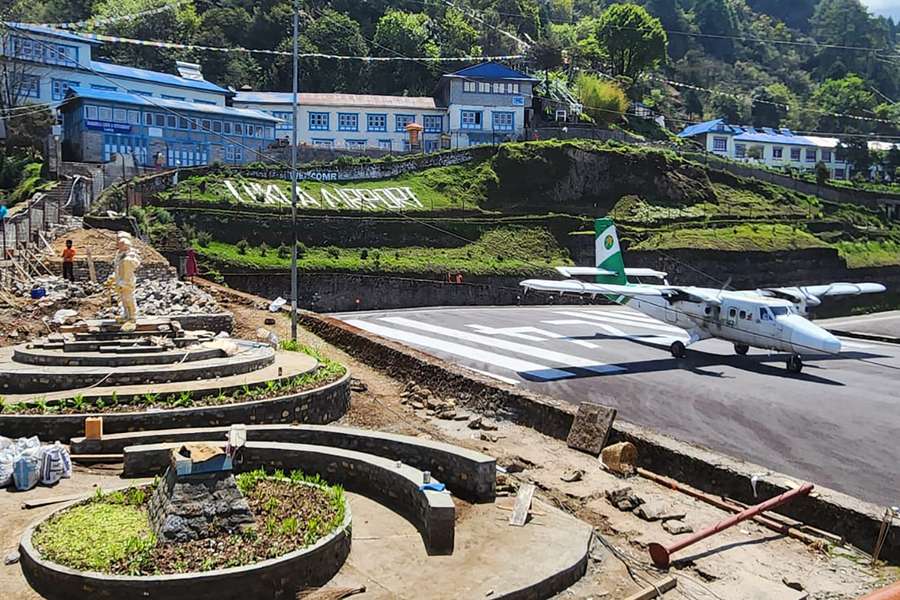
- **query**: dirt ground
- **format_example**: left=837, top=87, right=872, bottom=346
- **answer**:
left=46, top=229, right=167, bottom=266
left=206, top=282, right=897, bottom=600
left=0, top=277, right=896, bottom=599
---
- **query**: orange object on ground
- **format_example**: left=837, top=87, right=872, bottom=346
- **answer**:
left=84, top=416, right=103, bottom=440
left=860, top=581, right=900, bottom=600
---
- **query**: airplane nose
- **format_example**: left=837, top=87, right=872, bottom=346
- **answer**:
left=791, top=324, right=842, bottom=355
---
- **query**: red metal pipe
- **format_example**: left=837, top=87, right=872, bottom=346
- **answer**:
left=649, top=483, right=814, bottom=568
left=859, top=581, right=900, bottom=600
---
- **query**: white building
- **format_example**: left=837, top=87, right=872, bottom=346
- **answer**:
left=2, top=23, right=229, bottom=109
left=233, top=62, right=537, bottom=152
left=232, top=92, right=446, bottom=153
left=678, top=119, right=852, bottom=180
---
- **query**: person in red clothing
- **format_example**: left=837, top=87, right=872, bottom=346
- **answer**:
left=61, top=239, right=76, bottom=281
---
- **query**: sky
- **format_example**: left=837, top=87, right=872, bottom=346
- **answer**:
left=861, top=0, right=900, bottom=20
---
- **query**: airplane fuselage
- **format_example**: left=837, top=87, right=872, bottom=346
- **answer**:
left=625, top=289, right=842, bottom=356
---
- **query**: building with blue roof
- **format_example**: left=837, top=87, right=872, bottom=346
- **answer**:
left=60, top=89, right=279, bottom=167
left=678, top=119, right=852, bottom=180
left=1, top=22, right=229, bottom=109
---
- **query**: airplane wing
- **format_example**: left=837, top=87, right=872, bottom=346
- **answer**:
left=520, top=279, right=666, bottom=297
left=757, top=283, right=886, bottom=306
left=624, top=268, right=668, bottom=280
left=554, top=266, right=617, bottom=278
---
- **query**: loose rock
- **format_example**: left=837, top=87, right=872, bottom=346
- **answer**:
left=605, top=486, right=644, bottom=512
left=662, top=519, right=694, bottom=535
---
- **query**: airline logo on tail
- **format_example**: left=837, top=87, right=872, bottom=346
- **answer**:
left=595, top=218, right=626, bottom=286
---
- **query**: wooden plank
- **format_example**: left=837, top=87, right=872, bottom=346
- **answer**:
left=22, top=493, right=92, bottom=510
left=86, top=247, right=97, bottom=283
left=622, top=576, right=677, bottom=600
left=508, top=483, right=535, bottom=527
left=69, top=453, right=124, bottom=464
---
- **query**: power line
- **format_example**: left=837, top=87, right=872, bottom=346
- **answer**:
left=34, top=0, right=192, bottom=30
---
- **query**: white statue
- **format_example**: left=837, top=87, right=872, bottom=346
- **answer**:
left=109, top=232, right=141, bottom=331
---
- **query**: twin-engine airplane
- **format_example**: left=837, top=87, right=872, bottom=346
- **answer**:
left=521, top=219, right=886, bottom=373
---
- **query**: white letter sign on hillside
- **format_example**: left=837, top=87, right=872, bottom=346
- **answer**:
left=222, top=180, right=424, bottom=211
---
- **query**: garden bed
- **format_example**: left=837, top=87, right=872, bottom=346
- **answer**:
left=0, top=344, right=345, bottom=415
left=30, top=470, right=348, bottom=576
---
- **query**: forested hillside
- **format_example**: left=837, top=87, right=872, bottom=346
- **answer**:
left=5, top=0, right=900, bottom=137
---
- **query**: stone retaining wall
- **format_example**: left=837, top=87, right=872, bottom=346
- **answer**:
left=124, top=440, right=455, bottom=556
left=78, top=423, right=495, bottom=503
left=19, top=486, right=352, bottom=600
left=0, top=373, right=350, bottom=442
left=298, top=310, right=900, bottom=565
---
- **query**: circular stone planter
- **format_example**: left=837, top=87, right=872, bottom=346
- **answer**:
left=0, top=372, right=351, bottom=442
left=19, top=490, right=352, bottom=600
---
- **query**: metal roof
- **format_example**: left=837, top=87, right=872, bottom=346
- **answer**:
left=680, top=120, right=842, bottom=148
left=64, top=89, right=280, bottom=122
left=90, top=61, right=228, bottom=94
left=5, top=22, right=101, bottom=45
left=444, top=62, right=537, bottom=82
left=233, top=91, right=440, bottom=110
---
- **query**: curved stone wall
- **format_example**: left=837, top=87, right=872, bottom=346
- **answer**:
left=19, top=488, right=352, bottom=600
left=79, top=423, right=495, bottom=503
left=0, top=373, right=351, bottom=441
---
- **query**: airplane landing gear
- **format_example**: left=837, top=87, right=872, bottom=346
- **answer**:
left=670, top=341, right=687, bottom=359
left=787, top=354, right=803, bottom=374
left=734, top=343, right=749, bottom=356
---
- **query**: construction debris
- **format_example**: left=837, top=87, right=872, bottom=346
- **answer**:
left=509, top=483, right=536, bottom=526
left=606, top=486, right=645, bottom=512
left=622, top=576, right=677, bottom=600
left=662, top=519, right=694, bottom=535
left=566, top=402, right=616, bottom=455
left=468, top=416, right=498, bottom=431
left=560, top=469, right=586, bottom=483
left=600, top=442, right=637, bottom=475
left=634, top=501, right=687, bottom=522
left=96, top=277, right=221, bottom=318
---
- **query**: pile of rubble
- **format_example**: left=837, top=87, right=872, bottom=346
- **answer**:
left=13, top=276, right=103, bottom=304
left=95, top=278, right=222, bottom=318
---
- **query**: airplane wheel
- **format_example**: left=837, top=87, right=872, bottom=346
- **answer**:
left=787, top=354, right=803, bottom=374
left=670, top=341, right=687, bottom=359
left=734, top=344, right=750, bottom=356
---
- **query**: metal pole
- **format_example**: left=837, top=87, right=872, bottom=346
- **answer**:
left=290, top=0, right=300, bottom=341
left=648, top=483, right=814, bottom=568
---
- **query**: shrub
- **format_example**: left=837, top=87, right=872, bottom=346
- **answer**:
left=259, top=242, right=270, bottom=257
left=277, top=244, right=289, bottom=259
left=360, top=248, right=369, bottom=260
left=325, top=246, right=339, bottom=259
left=296, top=241, right=307, bottom=258
left=236, top=239, right=249, bottom=255
left=197, top=231, right=212, bottom=247
left=574, top=74, right=629, bottom=128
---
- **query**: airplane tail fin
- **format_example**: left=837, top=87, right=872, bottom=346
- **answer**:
left=595, top=218, right=627, bottom=285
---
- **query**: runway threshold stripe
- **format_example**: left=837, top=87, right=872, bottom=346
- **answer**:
left=344, top=319, right=575, bottom=380
left=380, top=317, right=626, bottom=375
left=554, top=311, right=686, bottom=334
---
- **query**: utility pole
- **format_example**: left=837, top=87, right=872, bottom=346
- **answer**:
left=290, top=0, right=300, bottom=341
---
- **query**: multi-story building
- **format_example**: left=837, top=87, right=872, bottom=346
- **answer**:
left=232, top=92, right=447, bottom=153
left=678, top=119, right=852, bottom=180
left=435, top=62, right=537, bottom=148
left=233, top=62, right=537, bottom=152
left=2, top=23, right=229, bottom=107
left=60, top=89, right=279, bottom=167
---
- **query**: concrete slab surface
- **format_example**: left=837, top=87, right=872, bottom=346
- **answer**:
left=333, top=305, right=900, bottom=506
left=820, top=310, right=900, bottom=339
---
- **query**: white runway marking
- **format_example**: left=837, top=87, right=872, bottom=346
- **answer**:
left=345, top=319, right=575, bottom=380
left=552, top=310, right=687, bottom=334
left=544, top=319, right=686, bottom=347
left=379, top=316, right=626, bottom=375
left=467, top=324, right=599, bottom=348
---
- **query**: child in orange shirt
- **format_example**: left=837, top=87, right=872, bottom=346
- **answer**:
left=61, top=239, right=76, bottom=281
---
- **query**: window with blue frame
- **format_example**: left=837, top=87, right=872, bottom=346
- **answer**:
left=312, top=139, right=334, bottom=149
left=424, top=139, right=440, bottom=153
left=309, top=112, right=330, bottom=131
left=423, top=115, right=443, bottom=133
left=395, top=114, right=415, bottom=132
left=367, top=114, right=387, bottom=132
left=21, top=74, right=41, bottom=98
left=272, top=111, right=293, bottom=130
left=162, top=94, right=185, bottom=101
left=461, top=110, right=482, bottom=130
left=346, top=139, right=367, bottom=151
left=225, top=145, right=243, bottom=162
left=378, top=139, right=392, bottom=151
left=194, top=99, right=216, bottom=105
left=128, top=90, right=153, bottom=97
left=92, top=84, right=117, bottom=92
left=51, top=79, right=78, bottom=101
left=492, top=112, right=514, bottom=131
left=338, top=113, right=359, bottom=131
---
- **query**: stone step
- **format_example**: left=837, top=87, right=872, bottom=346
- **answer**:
left=12, top=345, right=226, bottom=368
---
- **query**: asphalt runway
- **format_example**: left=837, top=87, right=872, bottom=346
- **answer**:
left=333, top=305, right=900, bottom=506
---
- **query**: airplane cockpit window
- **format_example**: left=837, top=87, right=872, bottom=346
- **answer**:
left=771, top=307, right=789, bottom=317
left=760, top=307, right=772, bottom=320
